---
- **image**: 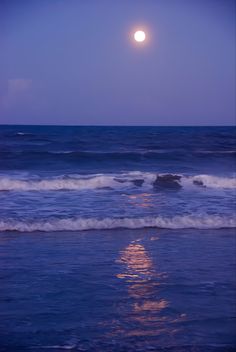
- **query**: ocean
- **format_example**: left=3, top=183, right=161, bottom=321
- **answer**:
left=0, top=125, right=235, bottom=351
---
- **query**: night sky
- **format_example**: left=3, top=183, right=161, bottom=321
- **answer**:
left=0, top=0, right=235, bottom=125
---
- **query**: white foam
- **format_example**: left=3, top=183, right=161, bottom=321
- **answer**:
left=16, top=132, right=27, bottom=136
left=0, top=215, right=235, bottom=232
left=0, top=173, right=235, bottom=191
left=0, top=172, right=156, bottom=191
left=0, top=175, right=120, bottom=191
left=189, top=175, right=236, bottom=189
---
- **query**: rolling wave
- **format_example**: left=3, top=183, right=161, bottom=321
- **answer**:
left=0, top=215, right=235, bottom=232
left=0, top=150, right=180, bottom=162
left=0, top=172, right=235, bottom=191
left=1, top=148, right=235, bottom=160
left=0, top=175, right=120, bottom=191
left=190, top=175, right=236, bottom=189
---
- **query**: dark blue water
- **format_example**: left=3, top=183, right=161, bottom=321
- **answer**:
left=0, top=125, right=235, bottom=174
left=0, top=125, right=235, bottom=351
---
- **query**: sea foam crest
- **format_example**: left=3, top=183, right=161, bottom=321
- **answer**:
left=0, top=172, right=156, bottom=191
left=190, top=175, right=236, bottom=189
left=0, top=215, right=235, bottom=232
left=0, top=175, right=118, bottom=191
left=0, top=172, right=235, bottom=191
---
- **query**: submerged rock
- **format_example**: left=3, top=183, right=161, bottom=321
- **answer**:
left=153, top=174, right=182, bottom=189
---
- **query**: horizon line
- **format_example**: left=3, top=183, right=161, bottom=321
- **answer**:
left=0, top=124, right=235, bottom=127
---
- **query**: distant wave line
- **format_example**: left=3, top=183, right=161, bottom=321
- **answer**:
left=1, top=149, right=235, bottom=157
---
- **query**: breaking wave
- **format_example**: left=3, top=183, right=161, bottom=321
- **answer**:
left=0, top=215, right=235, bottom=232
left=0, top=175, right=121, bottom=191
left=0, top=172, right=235, bottom=191
left=190, top=175, right=236, bottom=189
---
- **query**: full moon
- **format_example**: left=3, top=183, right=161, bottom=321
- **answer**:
left=134, top=30, right=146, bottom=42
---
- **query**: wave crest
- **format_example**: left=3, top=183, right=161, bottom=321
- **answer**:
left=0, top=215, right=235, bottom=232
left=0, top=172, right=156, bottom=191
left=0, top=175, right=118, bottom=191
left=0, top=172, right=235, bottom=191
left=191, top=175, right=236, bottom=189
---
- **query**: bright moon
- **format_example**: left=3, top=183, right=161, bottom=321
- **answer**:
left=134, top=30, right=146, bottom=42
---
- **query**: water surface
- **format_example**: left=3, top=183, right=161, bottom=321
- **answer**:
left=0, top=229, right=235, bottom=351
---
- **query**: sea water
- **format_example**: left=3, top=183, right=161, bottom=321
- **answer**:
left=0, top=126, right=235, bottom=351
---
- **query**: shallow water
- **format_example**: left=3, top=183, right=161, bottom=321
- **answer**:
left=0, top=229, right=235, bottom=351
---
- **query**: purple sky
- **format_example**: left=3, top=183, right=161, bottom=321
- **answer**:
left=0, top=0, right=235, bottom=125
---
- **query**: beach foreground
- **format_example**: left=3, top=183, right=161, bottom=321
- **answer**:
left=0, top=228, right=235, bottom=351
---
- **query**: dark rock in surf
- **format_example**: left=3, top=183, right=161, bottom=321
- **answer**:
left=193, top=179, right=204, bottom=187
left=132, top=179, right=144, bottom=187
left=153, top=174, right=182, bottom=189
